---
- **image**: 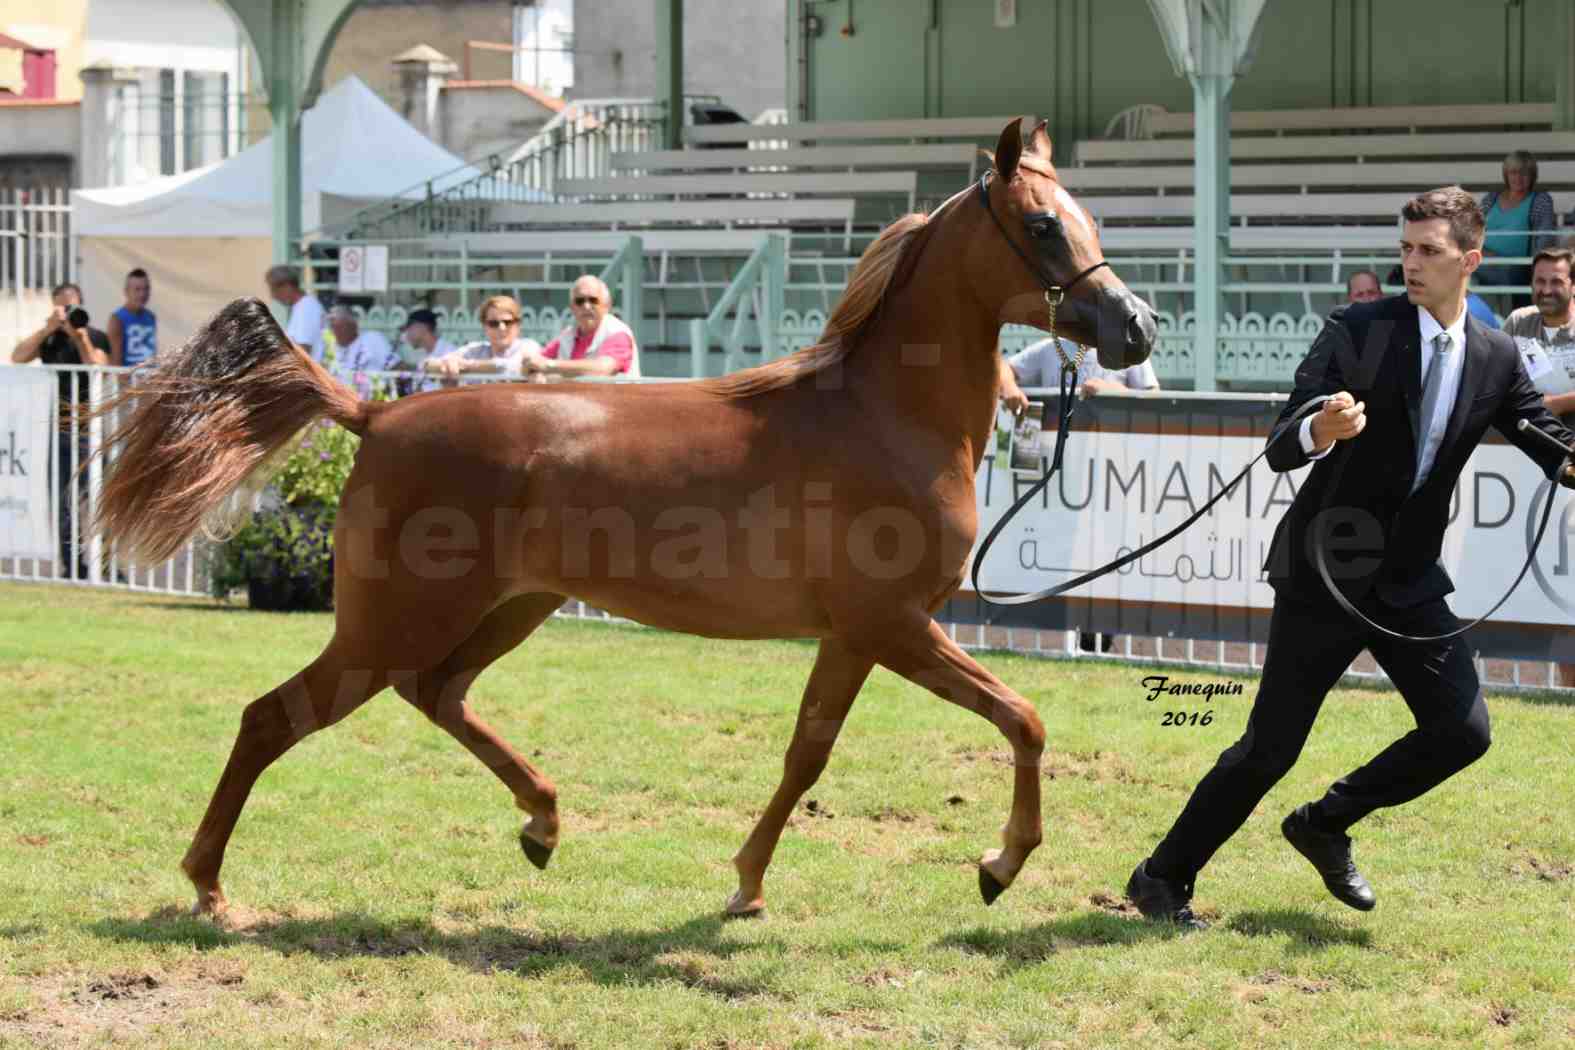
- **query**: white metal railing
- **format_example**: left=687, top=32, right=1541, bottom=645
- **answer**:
left=2, top=188, right=75, bottom=366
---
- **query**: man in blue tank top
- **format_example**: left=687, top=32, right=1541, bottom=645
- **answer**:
left=109, top=268, right=157, bottom=368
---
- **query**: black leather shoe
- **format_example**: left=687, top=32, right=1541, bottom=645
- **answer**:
left=1282, top=805, right=1376, bottom=911
left=1125, top=859, right=1208, bottom=930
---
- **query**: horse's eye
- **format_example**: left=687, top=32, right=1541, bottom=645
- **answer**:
left=1027, top=217, right=1061, bottom=242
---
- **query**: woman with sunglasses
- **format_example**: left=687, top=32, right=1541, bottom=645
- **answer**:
left=423, top=295, right=544, bottom=385
left=532, top=275, right=641, bottom=379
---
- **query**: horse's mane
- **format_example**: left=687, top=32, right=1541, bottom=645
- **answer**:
left=699, top=211, right=940, bottom=399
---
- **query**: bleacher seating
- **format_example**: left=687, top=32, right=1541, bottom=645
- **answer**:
left=1059, top=160, right=1575, bottom=194
left=1077, top=129, right=1575, bottom=166
left=557, top=172, right=919, bottom=211
left=685, top=116, right=1030, bottom=147
left=489, top=199, right=857, bottom=230
left=1133, top=102, right=1556, bottom=138
left=611, top=143, right=980, bottom=178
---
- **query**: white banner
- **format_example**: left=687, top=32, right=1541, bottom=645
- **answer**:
left=0, top=368, right=56, bottom=559
left=972, top=404, right=1575, bottom=633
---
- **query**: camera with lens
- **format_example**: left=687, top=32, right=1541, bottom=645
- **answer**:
left=67, top=306, right=90, bottom=330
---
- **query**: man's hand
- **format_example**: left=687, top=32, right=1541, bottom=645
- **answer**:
left=1080, top=377, right=1123, bottom=398
left=43, top=306, right=67, bottom=335
left=1001, top=382, right=1029, bottom=416
left=1309, top=390, right=1366, bottom=452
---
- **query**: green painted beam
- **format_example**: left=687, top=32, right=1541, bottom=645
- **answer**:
left=654, top=0, right=684, bottom=149
left=217, top=0, right=362, bottom=263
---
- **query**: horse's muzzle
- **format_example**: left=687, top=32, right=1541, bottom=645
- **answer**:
left=1094, top=287, right=1157, bottom=371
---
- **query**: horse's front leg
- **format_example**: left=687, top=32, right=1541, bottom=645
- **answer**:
left=727, top=637, right=874, bottom=917
left=875, top=618, right=1045, bottom=904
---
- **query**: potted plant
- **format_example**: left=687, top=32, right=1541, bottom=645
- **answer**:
left=210, top=417, right=360, bottom=611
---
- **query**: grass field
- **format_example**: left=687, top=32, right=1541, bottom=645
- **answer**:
left=1, top=581, right=1573, bottom=1049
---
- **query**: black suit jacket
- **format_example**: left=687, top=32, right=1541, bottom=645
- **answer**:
left=1263, top=294, right=1575, bottom=608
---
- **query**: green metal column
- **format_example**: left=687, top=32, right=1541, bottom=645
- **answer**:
left=655, top=0, right=684, bottom=149
left=1558, top=0, right=1575, bottom=131
left=1147, top=0, right=1269, bottom=392
left=1190, top=25, right=1231, bottom=393
left=268, top=0, right=303, bottom=264
left=786, top=0, right=806, bottom=121
left=223, top=0, right=363, bottom=263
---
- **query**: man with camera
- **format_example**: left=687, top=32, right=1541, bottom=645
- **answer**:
left=10, top=282, right=112, bottom=580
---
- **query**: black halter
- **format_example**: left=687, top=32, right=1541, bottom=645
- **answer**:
left=975, top=171, right=1110, bottom=302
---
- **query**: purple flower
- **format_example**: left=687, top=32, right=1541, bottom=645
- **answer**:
left=319, top=451, right=331, bottom=462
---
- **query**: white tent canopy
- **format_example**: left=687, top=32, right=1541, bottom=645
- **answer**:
left=74, top=76, right=474, bottom=350
left=73, top=75, right=472, bottom=238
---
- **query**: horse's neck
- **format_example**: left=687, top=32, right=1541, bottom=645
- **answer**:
left=845, top=282, right=1001, bottom=462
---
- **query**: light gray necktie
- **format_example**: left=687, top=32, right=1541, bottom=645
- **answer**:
left=1413, top=331, right=1451, bottom=490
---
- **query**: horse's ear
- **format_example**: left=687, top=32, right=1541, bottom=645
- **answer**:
left=993, top=118, right=1024, bottom=181
left=1028, top=120, right=1054, bottom=160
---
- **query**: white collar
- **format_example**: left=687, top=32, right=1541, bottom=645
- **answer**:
left=1417, top=303, right=1468, bottom=351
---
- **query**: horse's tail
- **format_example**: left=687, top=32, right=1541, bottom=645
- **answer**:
left=93, top=296, right=369, bottom=564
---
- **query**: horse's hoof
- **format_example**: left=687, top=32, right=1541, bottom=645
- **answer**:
left=724, top=890, right=766, bottom=920
left=519, top=832, right=554, bottom=870
left=978, top=867, right=1008, bottom=906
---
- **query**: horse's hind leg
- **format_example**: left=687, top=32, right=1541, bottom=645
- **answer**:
left=180, top=641, right=389, bottom=917
left=875, top=618, right=1045, bottom=906
left=394, top=592, right=567, bottom=868
left=727, top=637, right=874, bottom=917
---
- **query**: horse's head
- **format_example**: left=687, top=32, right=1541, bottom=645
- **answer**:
left=977, top=118, right=1156, bottom=370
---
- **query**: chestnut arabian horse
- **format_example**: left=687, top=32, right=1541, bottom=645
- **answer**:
left=95, top=119, right=1156, bottom=919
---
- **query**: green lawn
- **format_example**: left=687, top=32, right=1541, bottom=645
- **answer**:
left=1, top=582, right=1572, bottom=1049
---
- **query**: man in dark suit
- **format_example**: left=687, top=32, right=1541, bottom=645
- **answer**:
left=1125, top=186, right=1575, bottom=929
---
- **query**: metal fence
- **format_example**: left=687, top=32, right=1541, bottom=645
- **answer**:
left=3, top=363, right=1569, bottom=696
left=1, top=188, right=74, bottom=363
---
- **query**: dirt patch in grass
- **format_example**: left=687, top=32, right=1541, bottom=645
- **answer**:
left=654, top=951, right=775, bottom=1002
left=1233, top=970, right=1333, bottom=1002
left=1508, top=854, right=1573, bottom=882
left=853, top=966, right=916, bottom=989
left=0, top=965, right=248, bottom=1048
left=1088, top=891, right=1141, bottom=918
left=1489, top=1003, right=1519, bottom=1027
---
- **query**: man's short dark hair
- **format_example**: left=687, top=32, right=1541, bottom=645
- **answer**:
left=1346, top=269, right=1380, bottom=295
left=1401, top=186, right=1485, bottom=253
left=126, top=268, right=148, bottom=281
left=1531, top=246, right=1575, bottom=274
left=51, top=281, right=81, bottom=299
left=265, top=264, right=301, bottom=289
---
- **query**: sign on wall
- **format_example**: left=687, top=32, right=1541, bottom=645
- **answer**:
left=0, top=369, right=57, bottom=559
left=994, top=0, right=1017, bottom=29
left=337, top=244, right=389, bottom=294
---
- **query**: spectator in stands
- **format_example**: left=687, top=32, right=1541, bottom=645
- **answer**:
left=997, top=336, right=1158, bottom=654
left=1502, top=247, right=1575, bottom=419
left=1477, top=150, right=1557, bottom=305
left=996, top=335, right=1159, bottom=416
left=424, top=295, right=543, bottom=384
left=532, top=275, right=641, bottom=379
left=326, top=305, right=397, bottom=379
left=1502, top=245, right=1575, bottom=688
left=396, top=308, right=455, bottom=394
left=264, top=264, right=326, bottom=360
left=108, top=268, right=157, bottom=368
left=1345, top=270, right=1382, bottom=304
left=9, top=282, right=112, bottom=580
